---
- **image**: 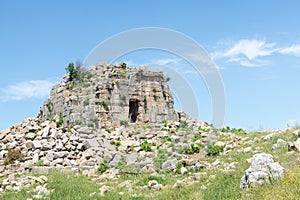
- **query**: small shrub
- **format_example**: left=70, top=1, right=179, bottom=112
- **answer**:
left=161, top=119, right=167, bottom=127
left=47, top=116, right=54, bottom=122
left=105, top=127, right=111, bottom=133
left=4, top=149, right=24, bottom=165
left=66, top=83, right=74, bottom=90
left=30, top=129, right=39, bottom=134
left=82, top=82, right=91, bottom=88
left=46, top=103, right=53, bottom=112
left=176, top=161, right=183, bottom=174
left=165, top=76, right=171, bottom=82
left=134, top=130, right=141, bottom=135
left=161, top=137, right=172, bottom=142
left=83, top=98, right=90, bottom=106
left=101, top=101, right=108, bottom=107
left=231, top=128, right=247, bottom=135
left=180, top=120, right=188, bottom=128
left=198, top=127, right=210, bottom=132
left=87, top=122, right=94, bottom=128
left=220, top=126, right=231, bottom=133
left=129, top=145, right=136, bottom=152
left=207, top=144, right=224, bottom=156
left=115, top=141, right=121, bottom=149
left=192, top=134, right=202, bottom=142
left=65, top=62, right=78, bottom=82
left=98, top=159, right=110, bottom=173
left=36, top=159, right=44, bottom=166
left=142, top=140, right=152, bottom=152
left=120, top=120, right=129, bottom=127
left=186, top=144, right=201, bottom=154
left=75, top=119, right=83, bottom=125
left=56, top=113, right=64, bottom=128
left=120, top=70, right=126, bottom=78
left=161, top=127, right=168, bottom=131
left=116, top=156, right=126, bottom=169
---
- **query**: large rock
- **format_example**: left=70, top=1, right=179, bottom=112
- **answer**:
left=0, top=128, right=10, bottom=140
left=156, top=131, right=168, bottom=138
left=161, top=159, right=177, bottom=170
left=82, top=149, right=95, bottom=159
left=84, top=138, right=99, bottom=148
left=240, top=153, right=284, bottom=189
left=77, top=127, right=93, bottom=135
left=53, top=151, right=68, bottom=159
left=42, top=126, right=50, bottom=138
left=126, top=153, right=138, bottom=165
left=272, top=139, right=288, bottom=151
left=26, top=132, right=36, bottom=140
left=32, top=140, right=42, bottom=149
left=293, top=138, right=300, bottom=151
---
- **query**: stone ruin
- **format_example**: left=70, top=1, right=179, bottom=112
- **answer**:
left=39, top=62, right=178, bottom=128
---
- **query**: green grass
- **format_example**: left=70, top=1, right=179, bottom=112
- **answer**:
left=2, top=172, right=99, bottom=200
left=47, top=172, right=99, bottom=199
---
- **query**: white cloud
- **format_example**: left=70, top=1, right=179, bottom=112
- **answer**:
left=213, top=38, right=300, bottom=67
left=279, top=44, right=300, bottom=57
left=213, top=39, right=277, bottom=67
left=0, top=80, right=57, bottom=102
left=224, top=40, right=276, bottom=60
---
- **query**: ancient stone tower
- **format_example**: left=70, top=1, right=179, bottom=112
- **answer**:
left=39, top=62, right=178, bottom=128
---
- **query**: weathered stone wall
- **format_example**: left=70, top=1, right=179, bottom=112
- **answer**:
left=39, top=62, right=178, bottom=128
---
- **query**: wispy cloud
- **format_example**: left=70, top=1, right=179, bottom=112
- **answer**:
left=213, top=39, right=277, bottom=67
left=213, top=39, right=300, bottom=67
left=279, top=44, right=300, bottom=57
left=0, top=80, right=57, bottom=102
left=224, top=40, right=276, bottom=60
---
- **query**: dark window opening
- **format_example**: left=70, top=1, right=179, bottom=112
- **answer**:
left=129, top=99, right=139, bottom=123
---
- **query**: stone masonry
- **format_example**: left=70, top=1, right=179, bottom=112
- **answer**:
left=39, top=62, right=178, bottom=128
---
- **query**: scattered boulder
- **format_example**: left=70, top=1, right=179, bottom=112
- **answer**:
left=32, top=140, right=42, bottom=149
left=161, top=159, right=177, bottom=170
left=148, top=180, right=162, bottom=190
left=32, top=185, right=50, bottom=199
left=99, top=185, right=110, bottom=196
left=272, top=139, right=288, bottom=151
left=156, top=131, right=168, bottom=138
left=243, top=147, right=252, bottom=153
left=180, top=167, right=188, bottom=175
left=263, top=133, right=274, bottom=141
left=293, top=138, right=300, bottom=151
left=214, top=141, right=226, bottom=148
left=240, top=153, right=285, bottom=189
left=0, top=128, right=10, bottom=140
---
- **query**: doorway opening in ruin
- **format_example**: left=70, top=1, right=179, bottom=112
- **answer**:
left=129, top=99, right=139, bottom=123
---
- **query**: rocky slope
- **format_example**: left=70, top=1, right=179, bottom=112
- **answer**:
left=1, top=62, right=300, bottom=199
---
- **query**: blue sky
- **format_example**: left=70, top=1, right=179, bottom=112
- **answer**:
left=1, top=0, right=300, bottom=130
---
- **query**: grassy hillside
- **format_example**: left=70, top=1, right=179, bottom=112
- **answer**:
left=2, top=127, right=300, bottom=200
